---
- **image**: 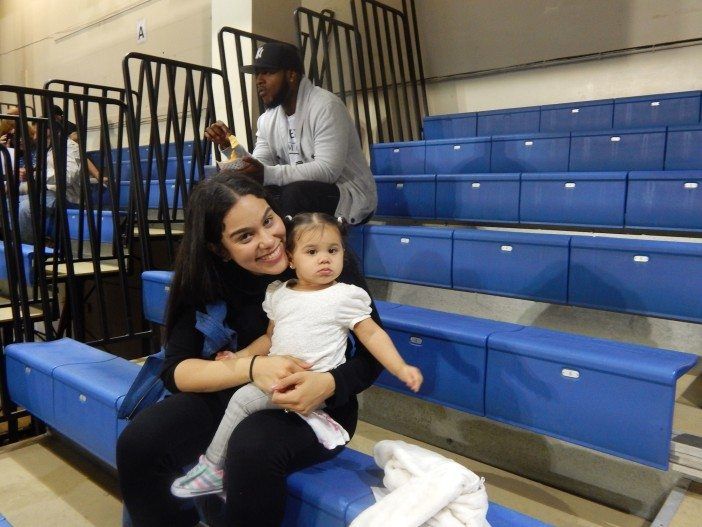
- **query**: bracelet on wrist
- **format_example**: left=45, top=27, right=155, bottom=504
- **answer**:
left=249, top=355, right=258, bottom=382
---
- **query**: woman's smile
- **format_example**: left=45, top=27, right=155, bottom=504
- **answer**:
left=257, top=243, right=284, bottom=263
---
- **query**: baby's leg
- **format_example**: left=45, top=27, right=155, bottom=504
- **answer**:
left=206, top=383, right=275, bottom=466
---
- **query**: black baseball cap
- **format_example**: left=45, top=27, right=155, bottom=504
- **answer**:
left=240, top=42, right=303, bottom=74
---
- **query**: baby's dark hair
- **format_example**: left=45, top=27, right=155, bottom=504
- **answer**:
left=284, top=212, right=347, bottom=253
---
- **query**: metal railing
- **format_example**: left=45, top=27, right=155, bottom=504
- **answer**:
left=351, top=0, right=427, bottom=142
left=122, top=52, right=221, bottom=268
left=0, top=85, right=151, bottom=351
left=218, top=27, right=285, bottom=153
left=295, top=7, right=373, bottom=149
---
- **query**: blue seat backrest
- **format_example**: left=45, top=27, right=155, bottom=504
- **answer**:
left=613, top=91, right=701, bottom=128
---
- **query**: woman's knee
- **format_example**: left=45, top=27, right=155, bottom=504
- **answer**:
left=116, top=419, right=158, bottom=468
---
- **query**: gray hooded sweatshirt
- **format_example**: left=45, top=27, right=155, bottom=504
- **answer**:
left=252, top=77, right=376, bottom=224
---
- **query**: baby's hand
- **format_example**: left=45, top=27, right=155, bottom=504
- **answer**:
left=214, top=350, right=237, bottom=361
left=397, top=365, right=423, bottom=393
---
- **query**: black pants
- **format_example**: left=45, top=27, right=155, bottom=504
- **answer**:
left=117, top=391, right=342, bottom=527
left=265, top=180, right=340, bottom=218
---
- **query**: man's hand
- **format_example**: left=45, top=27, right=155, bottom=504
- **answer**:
left=204, top=121, right=232, bottom=149
left=236, top=156, right=264, bottom=183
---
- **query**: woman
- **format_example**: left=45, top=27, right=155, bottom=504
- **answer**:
left=116, top=172, right=383, bottom=527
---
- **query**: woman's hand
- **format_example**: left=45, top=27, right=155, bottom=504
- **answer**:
left=270, top=371, right=336, bottom=415
left=252, top=355, right=310, bottom=393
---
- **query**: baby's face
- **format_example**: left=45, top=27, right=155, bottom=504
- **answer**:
left=289, top=225, right=344, bottom=290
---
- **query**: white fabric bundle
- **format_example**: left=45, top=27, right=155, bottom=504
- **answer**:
left=350, top=440, right=491, bottom=527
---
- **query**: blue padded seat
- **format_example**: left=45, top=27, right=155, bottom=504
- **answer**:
left=539, top=99, right=614, bottom=133
left=568, top=236, right=702, bottom=322
left=625, top=171, right=702, bottom=231
left=520, top=172, right=627, bottom=228
left=436, top=173, right=520, bottom=223
left=370, top=141, right=426, bottom=175
left=375, top=303, right=521, bottom=415
left=491, top=133, right=570, bottom=173
left=119, top=179, right=178, bottom=209
left=452, top=230, right=570, bottom=304
left=66, top=209, right=121, bottom=244
left=613, top=91, right=701, bottom=129
left=486, top=326, right=698, bottom=468
left=53, top=357, right=140, bottom=467
left=4, top=338, right=115, bottom=425
left=0, top=514, right=12, bottom=527
left=0, top=241, right=37, bottom=282
left=346, top=225, right=364, bottom=265
left=423, top=112, right=477, bottom=140
left=665, top=125, right=702, bottom=170
left=283, top=447, right=553, bottom=526
left=142, top=270, right=174, bottom=325
left=425, top=137, right=491, bottom=174
left=477, top=106, right=540, bottom=136
left=374, top=174, right=436, bottom=219
left=569, top=127, right=666, bottom=171
left=364, top=225, right=453, bottom=287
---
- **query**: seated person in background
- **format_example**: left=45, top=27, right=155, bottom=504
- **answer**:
left=18, top=132, right=104, bottom=243
left=205, top=42, right=376, bottom=224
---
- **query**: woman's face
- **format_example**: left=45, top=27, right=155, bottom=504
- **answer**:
left=219, top=195, right=287, bottom=275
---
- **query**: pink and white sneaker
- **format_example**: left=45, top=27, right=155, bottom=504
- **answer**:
left=171, top=455, right=224, bottom=498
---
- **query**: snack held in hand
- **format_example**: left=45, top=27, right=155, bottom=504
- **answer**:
left=217, top=134, right=249, bottom=171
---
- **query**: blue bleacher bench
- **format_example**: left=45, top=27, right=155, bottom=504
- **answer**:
left=4, top=281, right=556, bottom=526
left=376, top=303, right=522, bottom=415
left=519, top=171, right=627, bottom=228
left=0, top=241, right=38, bottom=282
left=569, top=127, right=666, bottom=171
left=66, top=209, right=122, bottom=244
left=568, top=235, right=702, bottom=323
left=665, top=125, right=702, bottom=170
left=119, top=179, right=178, bottom=210
left=452, top=229, right=571, bottom=304
left=364, top=225, right=453, bottom=288
left=491, top=133, right=570, bottom=173
left=371, top=140, right=426, bottom=175
left=423, top=112, right=477, bottom=140
left=486, top=326, right=697, bottom=468
left=613, top=91, right=701, bottom=129
left=435, top=173, right=520, bottom=223
left=477, top=106, right=541, bottom=136
left=282, top=447, right=553, bottom=527
left=374, top=174, right=436, bottom=219
left=346, top=225, right=365, bottom=264
left=425, top=137, right=491, bottom=174
left=625, top=170, right=702, bottom=231
left=539, top=99, right=614, bottom=133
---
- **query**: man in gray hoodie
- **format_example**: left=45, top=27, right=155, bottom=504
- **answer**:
left=206, top=42, right=376, bottom=224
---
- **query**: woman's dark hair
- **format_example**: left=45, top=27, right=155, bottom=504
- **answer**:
left=164, top=171, right=278, bottom=339
left=284, top=212, right=347, bottom=254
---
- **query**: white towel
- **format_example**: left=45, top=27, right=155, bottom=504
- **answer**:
left=350, top=440, right=491, bottom=527
left=298, top=410, right=349, bottom=449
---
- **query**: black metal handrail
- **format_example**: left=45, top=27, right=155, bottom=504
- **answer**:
left=351, top=0, right=427, bottom=142
left=218, top=27, right=286, bottom=153
left=122, top=52, right=220, bottom=268
left=294, top=7, right=373, bottom=149
left=0, top=85, right=151, bottom=351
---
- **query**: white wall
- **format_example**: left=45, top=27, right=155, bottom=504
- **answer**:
left=426, top=44, right=702, bottom=115
left=0, top=0, right=212, bottom=90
